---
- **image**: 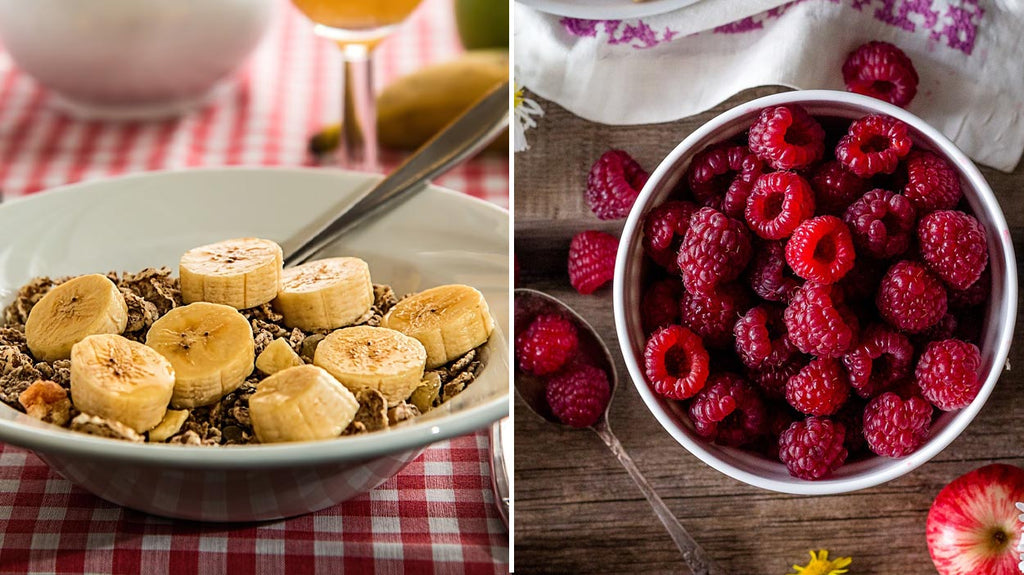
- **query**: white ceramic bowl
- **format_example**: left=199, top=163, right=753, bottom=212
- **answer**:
left=0, top=167, right=509, bottom=520
left=0, top=0, right=273, bottom=119
left=613, top=90, right=1016, bottom=495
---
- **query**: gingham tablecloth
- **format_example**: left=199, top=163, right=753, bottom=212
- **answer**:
left=0, top=0, right=509, bottom=572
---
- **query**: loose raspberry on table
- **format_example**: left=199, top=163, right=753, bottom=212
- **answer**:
left=641, top=279, right=682, bottom=334
left=678, top=207, right=752, bottom=293
left=745, top=172, right=816, bottom=240
left=785, top=216, right=856, bottom=284
left=687, top=144, right=764, bottom=218
left=786, top=357, right=850, bottom=416
left=862, top=391, right=932, bottom=457
left=515, top=314, right=579, bottom=376
left=902, top=150, right=962, bottom=214
left=585, top=149, right=649, bottom=220
left=747, top=240, right=801, bottom=303
left=748, top=105, right=826, bottom=170
left=568, top=230, right=618, bottom=295
left=642, top=201, right=697, bottom=272
left=778, top=417, right=848, bottom=480
left=917, top=210, right=988, bottom=290
left=876, top=260, right=947, bottom=333
left=784, top=282, right=859, bottom=358
left=680, top=282, right=751, bottom=349
left=841, top=324, right=913, bottom=398
left=810, top=160, right=869, bottom=216
left=688, top=373, right=767, bottom=447
left=843, top=189, right=916, bottom=260
left=915, top=338, right=982, bottom=411
left=948, top=265, right=990, bottom=309
left=835, top=114, right=913, bottom=177
left=733, top=305, right=797, bottom=369
left=749, top=355, right=807, bottom=399
left=545, top=363, right=611, bottom=428
left=644, top=324, right=710, bottom=400
left=842, top=41, right=919, bottom=108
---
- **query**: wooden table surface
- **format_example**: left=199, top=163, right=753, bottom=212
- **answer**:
left=512, top=87, right=1024, bottom=574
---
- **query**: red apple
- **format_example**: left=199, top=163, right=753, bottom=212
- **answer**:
left=926, top=463, right=1024, bottom=575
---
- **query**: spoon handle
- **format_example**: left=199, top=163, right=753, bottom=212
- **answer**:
left=593, top=423, right=727, bottom=575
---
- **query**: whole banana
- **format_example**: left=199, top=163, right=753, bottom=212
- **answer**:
left=313, top=326, right=427, bottom=404
left=382, top=284, right=493, bottom=369
left=179, top=237, right=283, bottom=310
left=25, top=274, right=129, bottom=362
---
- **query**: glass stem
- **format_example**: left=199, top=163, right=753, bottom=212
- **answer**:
left=340, top=43, right=378, bottom=172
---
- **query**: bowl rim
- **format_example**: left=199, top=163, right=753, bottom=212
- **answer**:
left=0, top=166, right=510, bottom=468
left=612, top=89, right=1017, bottom=495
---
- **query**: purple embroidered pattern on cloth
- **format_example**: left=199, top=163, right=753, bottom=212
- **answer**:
left=559, top=0, right=983, bottom=54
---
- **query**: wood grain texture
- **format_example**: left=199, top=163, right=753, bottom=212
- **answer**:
left=513, top=87, right=1024, bottom=574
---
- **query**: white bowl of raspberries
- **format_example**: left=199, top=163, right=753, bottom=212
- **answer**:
left=613, top=89, right=1016, bottom=495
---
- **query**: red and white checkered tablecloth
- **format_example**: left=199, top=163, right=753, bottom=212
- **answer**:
left=0, top=0, right=510, bottom=572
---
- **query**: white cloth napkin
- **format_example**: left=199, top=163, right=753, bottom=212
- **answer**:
left=516, top=0, right=1024, bottom=171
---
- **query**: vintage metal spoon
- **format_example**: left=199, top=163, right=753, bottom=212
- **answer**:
left=514, top=289, right=726, bottom=575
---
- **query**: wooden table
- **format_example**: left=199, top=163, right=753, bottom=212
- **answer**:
left=513, top=86, right=1024, bottom=574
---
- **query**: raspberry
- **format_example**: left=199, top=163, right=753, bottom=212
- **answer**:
left=948, top=265, right=990, bottom=309
left=915, top=339, right=982, bottom=411
left=680, top=282, right=751, bottom=349
left=784, top=282, right=859, bottom=358
left=915, top=312, right=958, bottom=346
left=744, top=172, right=816, bottom=240
left=545, top=363, right=611, bottom=428
left=862, top=392, right=932, bottom=457
left=841, top=324, right=913, bottom=398
left=786, top=357, right=850, bottom=416
left=585, top=150, right=649, bottom=220
left=842, top=41, right=919, bottom=108
left=568, top=230, right=618, bottom=295
left=688, top=373, right=767, bottom=447
left=785, top=216, right=856, bottom=284
left=843, top=189, right=916, bottom=260
left=917, top=210, right=988, bottom=290
left=902, top=151, right=962, bottom=214
left=749, top=356, right=807, bottom=399
left=747, top=240, right=801, bottom=303
left=810, top=160, right=869, bottom=216
left=778, top=417, right=848, bottom=480
left=642, top=201, right=697, bottom=272
left=687, top=144, right=764, bottom=218
left=876, top=260, right=947, bottom=333
left=835, top=115, right=913, bottom=177
left=515, top=314, right=579, bottom=376
left=748, top=105, right=826, bottom=170
left=643, top=325, right=710, bottom=400
left=733, top=305, right=797, bottom=369
left=678, top=207, right=752, bottom=293
left=641, top=279, right=682, bottom=334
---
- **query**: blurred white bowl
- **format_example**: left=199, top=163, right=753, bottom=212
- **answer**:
left=0, top=0, right=273, bottom=119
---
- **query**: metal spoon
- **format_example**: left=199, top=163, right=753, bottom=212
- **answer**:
left=514, top=289, right=726, bottom=575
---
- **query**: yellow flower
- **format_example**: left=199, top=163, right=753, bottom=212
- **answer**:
left=788, top=550, right=852, bottom=575
left=513, top=82, right=544, bottom=153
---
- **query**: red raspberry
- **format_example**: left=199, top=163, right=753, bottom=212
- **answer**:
left=842, top=41, right=919, bottom=108
left=749, top=356, right=807, bottom=399
left=747, top=240, right=801, bottom=303
left=786, top=357, right=850, bottom=416
left=687, top=144, right=764, bottom=218
left=568, top=230, right=618, bottom=295
left=545, top=363, right=611, bottom=428
left=642, top=201, right=697, bottom=272
left=843, top=189, right=916, bottom=259
left=744, top=172, right=816, bottom=240
left=778, top=417, right=848, bottom=480
left=948, top=265, right=990, bottom=309
left=862, top=392, right=932, bottom=457
left=680, top=282, right=751, bottom=349
left=835, top=115, right=913, bottom=177
left=902, top=151, right=962, bottom=214
left=915, top=339, right=982, bottom=411
left=841, top=324, right=913, bottom=399
left=515, top=314, right=579, bottom=376
left=643, top=325, right=710, bottom=400
left=733, top=305, right=797, bottom=369
left=810, top=160, right=869, bottom=216
left=876, top=260, right=947, bottom=333
left=785, top=216, right=856, bottom=284
left=914, top=312, right=958, bottom=347
left=784, top=282, right=859, bottom=358
left=678, top=207, right=752, bottom=294
left=585, top=150, right=649, bottom=220
left=688, top=373, right=767, bottom=447
left=917, top=210, right=988, bottom=290
left=641, top=279, right=682, bottom=334
left=748, top=105, right=826, bottom=170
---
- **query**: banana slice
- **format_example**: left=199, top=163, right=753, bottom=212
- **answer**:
left=25, top=274, right=129, bottom=362
left=313, top=326, right=427, bottom=404
left=255, top=337, right=304, bottom=376
left=147, top=409, right=189, bottom=442
left=382, top=285, right=493, bottom=369
left=179, top=237, right=283, bottom=309
left=70, top=334, right=175, bottom=433
left=272, top=257, right=373, bottom=331
left=145, top=302, right=255, bottom=408
left=249, top=364, right=360, bottom=443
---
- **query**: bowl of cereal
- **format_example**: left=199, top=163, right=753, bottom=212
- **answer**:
left=0, top=167, right=509, bottom=520
left=613, top=90, right=1015, bottom=495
